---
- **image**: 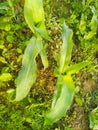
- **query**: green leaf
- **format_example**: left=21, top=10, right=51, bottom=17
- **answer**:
left=65, top=61, right=90, bottom=75
left=0, top=16, right=11, bottom=30
left=0, top=2, right=8, bottom=10
left=40, top=43, right=48, bottom=69
left=24, top=0, right=50, bottom=41
left=59, top=22, right=73, bottom=73
left=90, top=6, right=98, bottom=32
left=6, top=35, right=14, bottom=43
left=89, top=107, right=98, bottom=130
left=84, top=6, right=98, bottom=40
left=0, top=56, right=7, bottom=64
left=84, top=31, right=96, bottom=40
left=7, top=0, right=15, bottom=18
left=45, top=75, right=75, bottom=125
left=51, top=76, right=63, bottom=109
left=79, top=13, right=86, bottom=33
left=16, top=36, right=43, bottom=101
left=0, top=73, right=12, bottom=82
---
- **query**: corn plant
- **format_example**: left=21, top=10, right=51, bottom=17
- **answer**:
left=79, top=0, right=98, bottom=40
left=16, top=0, right=50, bottom=101
left=15, top=0, right=90, bottom=125
left=89, top=107, right=98, bottom=130
left=45, top=22, right=90, bottom=125
left=84, top=6, right=98, bottom=40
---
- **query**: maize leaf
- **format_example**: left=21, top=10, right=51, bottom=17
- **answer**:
left=79, top=13, right=86, bottom=33
left=59, top=22, right=73, bottom=73
left=24, top=0, right=50, bottom=40
left=84, top=6, right=97, bottom=40
left=89, top=107, right=98, bottom=130
left=65, top=61, right=90, bottom=75
left=16, top=36, right=43, bottom=101
left=45, top=75, right=75, bottom=125
left=90, top=6, right=98, bottom=32
left=40, top=44, right=48, bottom=69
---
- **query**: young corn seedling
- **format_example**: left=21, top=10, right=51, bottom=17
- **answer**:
left=89, top=107, right=98, bottom=130
left=16, top=0, right=50, bottom=101
left=45, top=22, right=90, bottom=125
left=84, top=6, right=98, bottom=40
left=79, top=1, right=98, bottom=40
